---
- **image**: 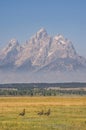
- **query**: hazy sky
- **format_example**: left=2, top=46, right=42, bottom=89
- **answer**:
left=0, top=0, right=86, bottom=57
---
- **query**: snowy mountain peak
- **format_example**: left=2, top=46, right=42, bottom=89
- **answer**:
left=54, top=34, right=71, bottom=47
left=8, top=39, right=19, bottom=47
left=54, top=34, right=65, bottom=41
left=0, top=38, right=20, bottom=58
left=36, top=28, right=48, bottom=39
left=37, top=28, right=47, bottom=33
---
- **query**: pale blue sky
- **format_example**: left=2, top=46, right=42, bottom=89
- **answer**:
left=0, top=0, right=86, bottom=57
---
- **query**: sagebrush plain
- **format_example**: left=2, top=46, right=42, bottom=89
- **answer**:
left=0, top=96, right=86, bottom=130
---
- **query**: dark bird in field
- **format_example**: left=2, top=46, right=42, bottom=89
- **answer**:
left=19, top=109, right=25, bottom=116
left=44, top=109, right=51, bottom=116
left=37, top=110, right=44, bottom=115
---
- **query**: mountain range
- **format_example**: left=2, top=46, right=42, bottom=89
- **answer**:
left=0, top=28, right=86, bottom=83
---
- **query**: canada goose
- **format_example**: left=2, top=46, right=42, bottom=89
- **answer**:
left=19, top=109, right=25, bottom=116
left=37, top=110, right=44, bottom=115
left=44, top=109, right=51, bottom=116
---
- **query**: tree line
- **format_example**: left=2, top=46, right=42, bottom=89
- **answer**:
left=0, top=83, right=86, bottom=96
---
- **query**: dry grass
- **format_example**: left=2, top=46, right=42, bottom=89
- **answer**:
left=0, top=96, right=86, bottom=130
left=0, top=96, right=86, bottom=106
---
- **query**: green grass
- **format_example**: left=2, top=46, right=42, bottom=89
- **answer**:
left=0, top=96, right=86, bottom=130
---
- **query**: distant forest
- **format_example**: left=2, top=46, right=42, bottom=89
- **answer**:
left=0, top=83, right=86, bottom=96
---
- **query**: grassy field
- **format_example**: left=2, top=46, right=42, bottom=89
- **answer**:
left=0, top=96, right=86, bottom=130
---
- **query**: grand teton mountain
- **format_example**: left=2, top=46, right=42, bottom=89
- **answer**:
left=0, top=28, right=86, bottom=83
left=0, top=28, right=86, bottom=73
